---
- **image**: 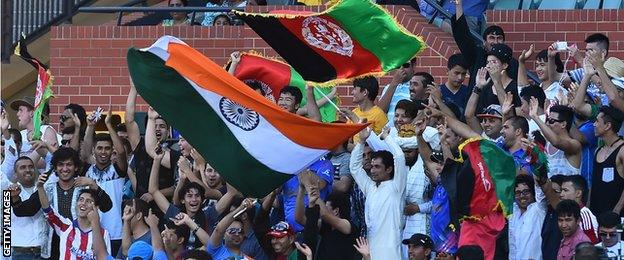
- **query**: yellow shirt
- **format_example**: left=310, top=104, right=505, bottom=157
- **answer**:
left=353, top=106, right=388, bottom=143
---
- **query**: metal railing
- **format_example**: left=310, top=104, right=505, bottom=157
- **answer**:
left=78, top=6, right=246, bottom=26
left=1, top=0, right=94, bottom=63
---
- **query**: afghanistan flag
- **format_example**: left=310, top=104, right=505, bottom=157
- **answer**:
left=14, top=34, right=54, bottom=140
left=236, top=0, right=426, bottom=85
left=231, top=52, right=340, bottom=122
left=456, top=138, right=517, bottom=218
left=127, top=36, right=366, bottom=197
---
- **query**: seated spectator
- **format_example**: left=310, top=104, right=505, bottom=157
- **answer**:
left=213, top=14, right=231, bottom=26
left=595, top=212, right=624, bottom=257
left=556, top=199, right=591, bottom=260
left=559, top=175, right=599, bottom=243
left=162, top=0, right=191, bottom=26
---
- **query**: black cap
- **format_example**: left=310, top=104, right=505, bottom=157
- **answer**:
left=487, top=43, right=513, bottom=64
left=483, top=25, right=505, bottom=40
left=402, top=233, right=434, bottom=248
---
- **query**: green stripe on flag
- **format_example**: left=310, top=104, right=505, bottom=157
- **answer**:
left=326, top=0, right=426, bottom=71
left=288, top=66, right=306, bottom=88
left=127, top=48, right=291, bottom=197
left=479, top=140, right=516, bottom=215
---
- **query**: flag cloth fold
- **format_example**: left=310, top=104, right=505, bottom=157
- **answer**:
left=236, top=0, right=426, bottom=85
left=456, top=138, right=517, bottom=218
left=231, top=52, right=340, bottom=122
left=127, top=36, right=366, bottom=197
left=14, top=34, right=54, bottom=140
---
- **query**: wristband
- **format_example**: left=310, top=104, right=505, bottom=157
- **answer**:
left=473, top=87, right=482, bottom=94
left=192, top=225, right=200, bottom=234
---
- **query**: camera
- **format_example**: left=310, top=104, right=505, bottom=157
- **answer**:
left=556, top=41, right=568, bottom=51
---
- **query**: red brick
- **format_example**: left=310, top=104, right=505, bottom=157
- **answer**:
left=80, top=68, right=100, bottom=77
left=577, top=22, right=597, bottom=31
left=70, top=77, right=90, bottom=86
left=60, top=86, right=80, bottom=95
left=91, top=76, right=111, bottom=85
left=80, top=86, right=100, bottom=95
left=101, top=86, right=121, bottom=95
left=101, top=68, right=121, bottom=77
left=52, top=58, right=70, bottom=68
left=111, top=77, right=129, bottom=85
left=91, top=40, right=111, bottom=49
left=60, top=49, right=82, bottom=58
left=82, top=49, right=101, bottom=57
left=514, top=23, right=535, bottom=32
left=91, top=58, right=112, bottom=67
left=90, top=96, right=111, bottom=105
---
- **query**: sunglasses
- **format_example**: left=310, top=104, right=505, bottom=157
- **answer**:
left=169, top=3, right=184, bottom=6
left=271, top=221, right=290, bottom=232
left=59, top=115, right=70, bottom=122
left=61, top=139, right=71, bottom=146
left=599, top=232, right=618, bottom=238
left=226, top=227, right=243, bottom=235
left=546, top=117, right=564, bottom=124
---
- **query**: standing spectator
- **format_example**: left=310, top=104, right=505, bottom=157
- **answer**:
left=378, top=61, right=414, bottom=127
left=350, top=124, right=407, bottom=259
left=475, top=44, right=521, bottom=113
left=410, top=72, right=434, bottom=103
left=118, top=199, right=152, bottom=259
left=440, top=53, right=470, bottom=116
left=595, top=212, right=624, bottom=257
left=537, top=174, right=565, bottom=260
left=328, top=132, right=352, bottom=195
left=529, top=102, right=581, bottom=177
left=207, top=199, right=254, bottom=259
left=5, top=157, right=47, bottom=259
left=590, top=106, right=624, bottom=216
left=162, top=0, right=191, bottom=26
left=559, top=175, right=599, bottom=243
left=519, top=85, right=547, bottom=136
left=508, top=174, right=546, bottom=260
left=401, top=233, right=434, bottom=260
left=556, top=200, right=591, bottom=260
left=346, top=76, right=388, bottom=137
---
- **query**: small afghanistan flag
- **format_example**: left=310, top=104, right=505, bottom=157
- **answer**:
left=127, top=36, right=367, bottom=197
left=236, top=0, right=426, bottom=85
left=231, top=52, right=340, bottom=122
left=14, top=34, right=54, bottom=140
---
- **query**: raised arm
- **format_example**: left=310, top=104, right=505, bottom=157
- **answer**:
left=349, top=126, right=373, bottom=194
left=465, top=88, right=484, bottom=133
left=210, top=198, right=253, bottom=247
left=227, top=51, right=241, bottom=75
left=88, top=206, right=109, bottom=260
left=120, top=203, right=134, bottom=257
left=383, top=135, right=407, bottom=193
left=547, top=43, right=560, bottom=86
left=517, top=45, right=534, bottom=87
left=145, top=209, right=165, bottom=251
left=426, top=104, right=480, bottom=140
left=173, top=212, right=209, bottom=246
left=378, top=70, right=408, bottom=113
left=124, top=84, right=141, bottom=151
left=37, top=172, right=50, bottom=209
left=528, top=98, right=581, bottom=154
left=295, top=183, right=307, bottom=226
left=305, top=86, right=322, bottom=122
left=214, top=183, right=238, bottom=215
left=105, top=108, right=127, bottom=174
left=80, top=112, right=97, bottom=164
left=145, top=107, right=172, bottom=168
left=148, top=149, right=171, bottom=213
left=316, top=198, right=351, bottom=235
left=451, top=0, right=477, bottom=66
left=69, top=113, right=82, bottom=151
left=588, top=50, right=624, bottom=112
left=570, top=74, right=594, bottom=118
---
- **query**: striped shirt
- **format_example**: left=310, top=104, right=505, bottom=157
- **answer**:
left=42, top=207, right=111, bottom=260
left=579, top=206, right=599, bottom=244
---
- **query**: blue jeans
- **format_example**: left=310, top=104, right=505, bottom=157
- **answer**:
left=10, top=251, right=43, bottom=260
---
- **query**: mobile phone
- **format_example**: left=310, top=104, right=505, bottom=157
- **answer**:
left=556, top=41, right=568, bottom=51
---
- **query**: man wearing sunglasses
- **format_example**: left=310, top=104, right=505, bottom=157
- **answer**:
left=207, top=199, right=253, bottom=260
left=595, top=211, right=623, bottom=257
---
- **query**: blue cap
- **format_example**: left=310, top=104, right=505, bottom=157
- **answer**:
left=128, top=241, right=153, bottom=259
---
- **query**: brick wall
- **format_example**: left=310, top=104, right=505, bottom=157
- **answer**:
left=48, top=8, right=624, bottom=127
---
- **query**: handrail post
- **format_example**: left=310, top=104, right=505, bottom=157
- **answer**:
left=1, top=0, right=12, bottom=63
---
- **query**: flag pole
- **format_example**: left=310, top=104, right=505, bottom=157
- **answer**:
left=312, top=86, right=340, bottom=111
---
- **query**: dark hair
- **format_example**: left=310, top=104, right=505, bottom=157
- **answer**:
left=550, top=105, right=575, bottom=132
left=246, top=80, right=266, bottom=96
left=585, top=33, right=610, bottom=55
left=395, top=100, right=418, bottom=120
left=598, top=106, right=624, bottom=133
left=50, top=147, right=81, bottom=171
left=78, top=189, right=101, bottom=207
left=353, top=76, right=379, bottom=101
left=177, top=182, right=206, bottom=206
left=94, top=133, right=113, bottom=146
left=506, top=116, right=529, bottom=136
left=326, top=192, right=351, bottom=219
left=213, top=14, right=231, bottom=25
left=536, top=50, right=564, bottom=73
left=515, top=174, right=535, bottom=198
left=14, top=156, right=34, bottom=171
left=7, top=128, right=22, bottom=152
left=184, top=249, right=213, bottom=260
left=550, top=174, right=566, bottom=186
left=370, top=150, right=394, bottom=178
left=279, top=86, right=303, bottom=106
left=121, top=199, right=150, bottom=225
left=598, top=211, right=621, bottom=229
left=456, top=245, right=484, bottom=259
left=483, top=25, right=505, bottom=40
left=65, top=103, right=87, bottom=139
left=575, top=242, right=599, bottom=259
left=168, top=221, right=190, bottom=244
left=414, top=72, right=434, bottom=87
left=563, top=175, right=588, bottom=204
left=556, top=199, right=581, bottom=220
left=115, top=123, right=127, bottom=133
left=447, top=53, right=469, bottom=70
left=520, top=85, right=546, bottom=109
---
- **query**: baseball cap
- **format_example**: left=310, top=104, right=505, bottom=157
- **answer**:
left=267, top=221, right=295, bottom=238
left=476, top=105, right=503, bottom=119
left=402, top=233, right=434, bottom=249
left=604, top=57, right=624, bottom=79
left=127, top=241, right=153, bottom=259
left=9, top=96, right=35, bottom=111
left=487, top=44, right=513, bottom=64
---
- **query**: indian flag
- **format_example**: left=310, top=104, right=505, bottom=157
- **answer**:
left=127, top=36, right=366, bottom=197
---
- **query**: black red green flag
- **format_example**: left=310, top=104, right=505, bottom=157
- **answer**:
left=236, top=0, right=426, bottom=85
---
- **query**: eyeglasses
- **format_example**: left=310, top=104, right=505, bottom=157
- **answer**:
left=226, top=227, right=243, bottom=235
left=599, top=232, right=618, bottom=238
left=61, top=139, right=71, bottom=146
left=546, top=117, right=564, bottom=124
left=271, top=221, right=290, bottom=232
left=514, top=189, right=532, bottom=197
left=169, top=3, right=184, bottom=6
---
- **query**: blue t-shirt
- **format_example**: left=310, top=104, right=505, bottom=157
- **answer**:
left=107, top=250, right=167, bottom=260
left=282, top=158, right=334, bottom=232
left=208, top=242, right=248, bottom=260
left=496, top=138, right=531, bottom=174
left=440, top=83, right=471, bottom=116
left=578, top=121, right=598, bottom=186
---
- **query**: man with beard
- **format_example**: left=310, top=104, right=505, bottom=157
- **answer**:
left=11, top=147, right=113, bottom=259
left=58, top=103, right=87, bottom=146
left=80, top=109, right=128, bottom=256
left=508, top=174, right=547, bottom=260
left=5, top=157, right=47, bottom=259
left=208, top=199, right=256, bottom=259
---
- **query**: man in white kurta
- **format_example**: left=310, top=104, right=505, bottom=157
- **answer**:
left=351, top=133, right=407, bottom=260
left=508, top=176, right=547, bottom=260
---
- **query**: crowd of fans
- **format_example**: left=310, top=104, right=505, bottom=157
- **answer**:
left=2, top=0, right=624, bottom=259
